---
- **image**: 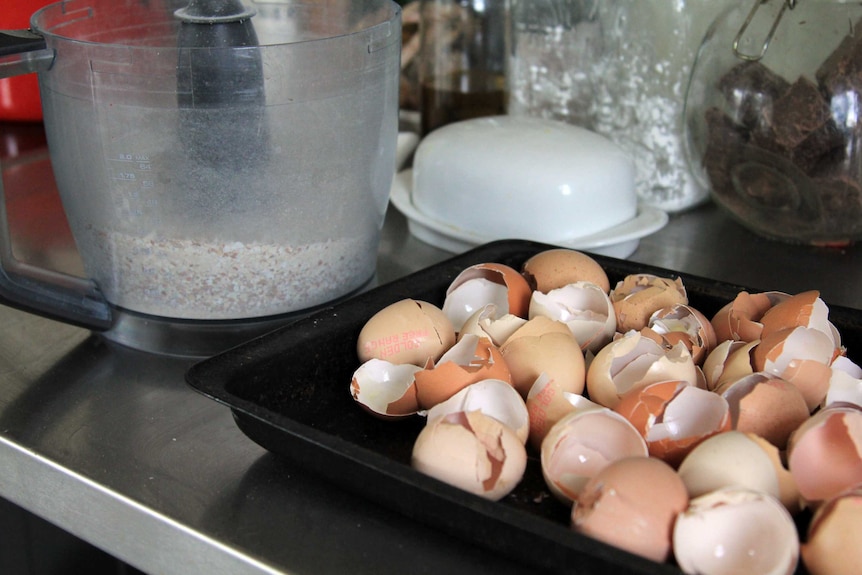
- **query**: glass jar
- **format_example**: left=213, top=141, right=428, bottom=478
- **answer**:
left=686, top=0, right=862, bottom=245
left=418, top=0, right=508, bottom=135
left=508, top=0, right=733, bottom=212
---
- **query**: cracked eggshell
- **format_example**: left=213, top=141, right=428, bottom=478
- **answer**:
left=760, top=290, right=841, bottom=349
left=529, top=281, right=616, bottom=354
left=586, top=331, right=698, bottom=409
left=787, top=405, right=862, bottom=505
left=614, top=380, right=731, bottom=467
left=802, top=486, right=862, bottom=575
left=702, top=339, right=758, bottom=391
left=825, top=356, right=862, bottom=408
left=442, top=263, right=532, bottom=332
left=357, top=299, right=456, bottom=366
left=500, top=330, right=585, bottom=398
left=541, top=409, right=648, bottom=505
left=647, top=304, right=716, bottom=365
left=457, top=303, right=527, bottom=346
left=350, top=359, right=423, bottom=419
left=572, top=457, right=688, bottom=563
left=711, top=291, right=789, bottom=343
left=426, top=379, right=529, bottom=444
left=677, top=431, right=800, bottom=511
left=673, top=487, right=799, bottom=575
left=521, top=248, right=610, bottom=294
left=526, top=373, right=603, bottom=450
left=610, top=274, right=687, bottom=333
left=414, top=334, right=510, bottom=410
left=753, top=326, right=836, bottom=411
left=718, top=372, right=810, bottom=450
left=412, top=410, right=527, bottom=501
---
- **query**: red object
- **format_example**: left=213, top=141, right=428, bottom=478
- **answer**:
left=0, top=1, right=54, bottom=122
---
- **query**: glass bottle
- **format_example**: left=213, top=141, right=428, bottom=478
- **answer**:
left=418, top=0, right=508, bottom=135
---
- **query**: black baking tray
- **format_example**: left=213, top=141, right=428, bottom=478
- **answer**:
left=186, top=239, right=862, bottom=575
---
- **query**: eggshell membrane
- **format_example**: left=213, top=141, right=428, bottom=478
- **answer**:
left=426, top=379, right=530, bottom=444
left=350, top=359, right=423, bottom=419
left=529, top=281, right=616, bottom=354
left=586, top=332, right=698, bottom=409
left=673, top=487, right=799, bottom=575
left=571, top=457, right=688, bottom=563
left=753, top=326, right=835, bottom=411
left=412, top=410, right=527, bottom=501
left=703, top=339, right=758, bottom=391
left=717, top=372, right=809, bottom=449
left=647, top=304, right=716, bottom=365
left=357, top=299, right=456, bottom=366
left=500, top=331, right=585, bottom=398
left=787, top=405, right=862, bottom=505
left=442, top=263, right=532, bottom=331
left=610, top=274, right=687, bottom=333
left=711, top=291, right=788, bottom=343
left=526, top=373, right=603, bottom=450
left=614, top=380, right=731, bottom=467
left=521, top=248, right=610, bottom=293
left=802, top=486, right=862, bottom=575
left=457, top=303, right=527, bottom=346
left=677, top=431, right=781, bottom=501
left=414, top=335, right=510, bottom=410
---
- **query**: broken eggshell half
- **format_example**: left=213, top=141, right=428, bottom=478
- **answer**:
left=424, top=379, right=529, bottom=444
left=350, top=358, right=423, bottom=419
left=609, top=274, right=688, bottom=333
left=442, top=263, right=532, bottom=332
left=528, top=281, right=616, bottom=354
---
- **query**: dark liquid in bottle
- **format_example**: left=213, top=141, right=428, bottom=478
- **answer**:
left=421, top=70, right=507, bottom=135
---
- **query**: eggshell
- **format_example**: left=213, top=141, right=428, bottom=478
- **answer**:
left=673, top=487, right=799, bottom=575
left=647, top=304, right=716, bottom=365
left=426, top=379, right=530, bottom=444
left=529, top=281, right=616, bottom=353
left=521, top=248, right=610, bottom=293
left=614, top=380, right=731, bottom=467
left=414, top=334, right=510, bottom=410
left=457, top=303, right=527, bottom=346
left=586, top=331, right=698, bottom=409
left=753, top=326, right=836, bottom=411
left=760, top=290, right=840, bottom=349
left=412, top=410, right=527, bottom=501
left=357, top=299, right=456, bottom=366
left=718, top=372, right=810, bottom=449
left=500, top=331, right=585, bottom=398
left=825, top=355, right=862, bottom=409
left=442, top=263, right=532, bottom=331
left=802, top=486, right=862, bottom=575
left=702, top=339, right=758, bottom=391
left=526, top=373, right=602, bottom=450
left=571, top=457, right=688, bottom=563
left=610, top=274, right=687, bottom=333
left=350, top=359, right=423, bottom=419
left=541, top=408, right=647, bottom=504
left=787, top=405, right=862, bottom=505
left=710, top=291, right=788, bottom=343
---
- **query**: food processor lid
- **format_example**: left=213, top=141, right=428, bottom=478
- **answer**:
left=174, top=0, right=257, bottom=24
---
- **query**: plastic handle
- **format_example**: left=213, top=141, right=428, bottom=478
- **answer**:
left=0, top=30, right=113, bottom=331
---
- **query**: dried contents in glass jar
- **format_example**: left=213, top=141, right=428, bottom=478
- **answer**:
left=699, top=17, right=862, bottom=244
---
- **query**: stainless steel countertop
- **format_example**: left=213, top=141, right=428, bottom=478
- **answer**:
left=3, top=122, right=862, bottom=574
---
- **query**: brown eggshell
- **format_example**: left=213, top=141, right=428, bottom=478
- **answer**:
left=647, top=304, right=717, bottom=365
left=718, top=372, right=810, bottom=450
left=527, top=373, right=604, bottom=451
left=357, top=299, right=456, bottom=366
left=414, top=335, right=510, bottom=410
left=502, top=315, right=573, bottom=343
left=426, top=379, right=530, bottom=444
left=442, top=263, right=533, bottom=332
left=500, top=331, right=585, bottom=398
left=412, top=410, right=527, bottom=501
left=702, top=339, right=757, bottom=391
left=610, top=274, right=687, bottom=333
left=787, top=405, right=862, bottom=505
left=760, top=290, right=837, bottom=344
left=711, top=291, right=788, bottom=343
left=521, top=248, right=610, bottom=294
left=350, top=359, right=422, bottom=419
left=571, top=457, right=688, bottom=563
left=802, top=486, right=862, bottom=575
left=614, top=380, right=731, bottom=467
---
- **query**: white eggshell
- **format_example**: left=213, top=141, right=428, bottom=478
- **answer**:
left=673, top=487, right=799, bottom=575
left=412, top=116, right=637, bottom=243
left=825, top=356, right=862, bottom=409
left=425, top=379, right=530, bottom=444
left=458, top=303, right=527, bottom=346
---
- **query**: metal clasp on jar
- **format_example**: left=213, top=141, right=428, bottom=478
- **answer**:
left=733, top=0, right=797, bottom=62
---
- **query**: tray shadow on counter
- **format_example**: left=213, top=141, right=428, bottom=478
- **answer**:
left=186, top=239, right=861, bottom=575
